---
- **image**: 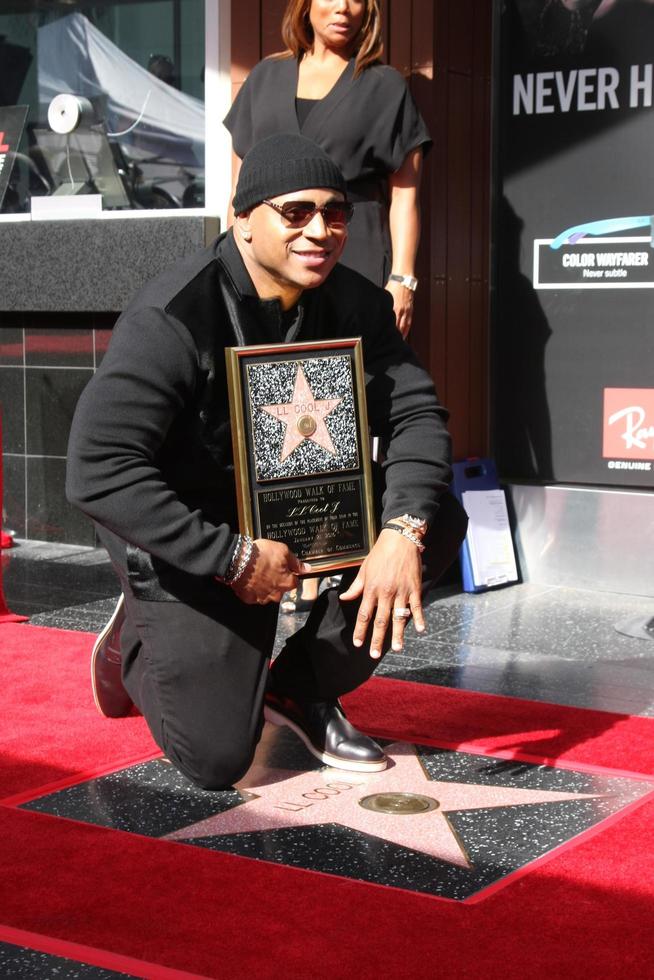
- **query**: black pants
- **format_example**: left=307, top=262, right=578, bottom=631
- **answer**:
left=100, top=493, right=467, bottom=790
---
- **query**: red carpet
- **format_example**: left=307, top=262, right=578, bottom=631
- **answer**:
left=0, top=623, right=156, bottom=800
left=1, top=622, right=654, bottom=978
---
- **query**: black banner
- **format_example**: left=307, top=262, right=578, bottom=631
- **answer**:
left=0, top=105, right=28, bottom=211
left=495, top=1, right=654, bottom=487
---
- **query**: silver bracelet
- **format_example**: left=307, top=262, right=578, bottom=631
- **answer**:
left=382, top=522, right=426, bottom=553
left=391, top=513, right=429, bottom=534
left=227, top=535, right=255, bottom=585
left=223, top=534, right=243, bottom=580
left=217, top=534, right=255, bottom=585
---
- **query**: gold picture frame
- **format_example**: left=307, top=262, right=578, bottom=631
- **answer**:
left=226, top=337, right=376, bottom=573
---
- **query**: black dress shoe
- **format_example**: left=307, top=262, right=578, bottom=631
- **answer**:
left=264, top=691, right=387, bottom=772
left=91, top=595, right=134, bottom=718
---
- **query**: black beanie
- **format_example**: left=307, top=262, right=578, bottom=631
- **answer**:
left=232, top=133, right=346, bottom=215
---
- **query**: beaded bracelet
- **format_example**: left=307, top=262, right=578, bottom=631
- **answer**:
left=382, top=522, right=426, bottom=553
left=229, top=535, right=255, bottom=584
left=217, top=534, right=255, bottom=585
left=222, top=534, right=244, bottom=581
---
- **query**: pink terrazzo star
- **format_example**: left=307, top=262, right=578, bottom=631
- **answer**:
left=166, top=742, right=603, bottom=867
left=261, top=364, right=342, bottom=462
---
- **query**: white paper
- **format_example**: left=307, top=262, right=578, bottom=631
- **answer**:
left=31, top=194, right=102, bottom=220
left=461, top=489, right=518, bottom=588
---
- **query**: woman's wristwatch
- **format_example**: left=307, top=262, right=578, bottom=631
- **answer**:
left=388, top=273, right=418, bottom=292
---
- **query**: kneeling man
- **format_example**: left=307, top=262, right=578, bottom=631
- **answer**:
left=66, top=134, right=466, bottom=789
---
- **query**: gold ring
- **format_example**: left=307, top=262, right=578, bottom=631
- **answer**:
left=393, top=607, right=411, bottom=620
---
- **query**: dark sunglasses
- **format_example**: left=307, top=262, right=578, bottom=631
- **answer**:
left=262, top=199, right=354, bottom=228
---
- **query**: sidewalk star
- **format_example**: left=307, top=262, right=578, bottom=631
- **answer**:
left=261, top=364, right=342, bottom=462
left=166, top=742, right=603, bottom=868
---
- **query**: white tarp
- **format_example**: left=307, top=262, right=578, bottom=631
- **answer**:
left=36, top=12, right=204, bottom=160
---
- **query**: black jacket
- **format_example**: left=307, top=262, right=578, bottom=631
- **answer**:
left=66, top=231, right=452, bottom=584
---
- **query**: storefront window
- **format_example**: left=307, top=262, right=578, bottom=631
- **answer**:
left=0, top=0, right=206, bottom=213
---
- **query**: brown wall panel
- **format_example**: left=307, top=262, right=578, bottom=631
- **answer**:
left=425, top=76, right=448, bottom=285
left=379, top=0, right=390, bottom=60
left=261, top=1, right=287, bottom=56
left=444, top=71, right=473, bottom=448
left=445, top=275, right=472, bottom=451
left=411, top=0, right=434, bottom=77
left=388, top=0, right=411, bottom=75
left=448, top=1, right=474, bottom=76
left=474, top=0, right=493, bottom=78
left=471, top=74, right=491, bottom=286
left=429, top=0, right=491, bottom=459
left=468, top=279, right=488, bottom=454
left=433, top=0, right=449, bottom=77
left=425, top=278, right=449, bottom=407
left=231, top=2, right=261, bottom=78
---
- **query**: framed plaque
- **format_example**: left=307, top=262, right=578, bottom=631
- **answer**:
left=226, top=338, right=376, bottom=573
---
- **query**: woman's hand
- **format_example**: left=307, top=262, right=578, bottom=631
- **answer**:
left=385, top=277, right=415, bottom=338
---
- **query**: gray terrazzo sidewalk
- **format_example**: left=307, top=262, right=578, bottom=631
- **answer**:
left=3, top=538, right=654, bottom=717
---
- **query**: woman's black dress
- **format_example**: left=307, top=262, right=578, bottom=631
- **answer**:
left=224, top=56, right=431, bottom=286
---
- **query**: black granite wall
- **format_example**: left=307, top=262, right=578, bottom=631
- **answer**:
left=1, top=216, right=218, bottom=312
left=0, top=312, right=116, bottom=544
left=0, top=214, right=218, bottom=545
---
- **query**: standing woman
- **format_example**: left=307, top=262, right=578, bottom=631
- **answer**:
left=224, top=0, right=431, bottom=338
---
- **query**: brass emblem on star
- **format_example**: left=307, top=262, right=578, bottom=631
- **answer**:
left=297, top=414, right=317, bottom=437
left=358, top=792, right=440, bottom=815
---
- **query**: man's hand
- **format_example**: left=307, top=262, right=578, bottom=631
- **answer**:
left=339, top=529, right=425, bottom=659
left=232, top=539, right=311, bottom=605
